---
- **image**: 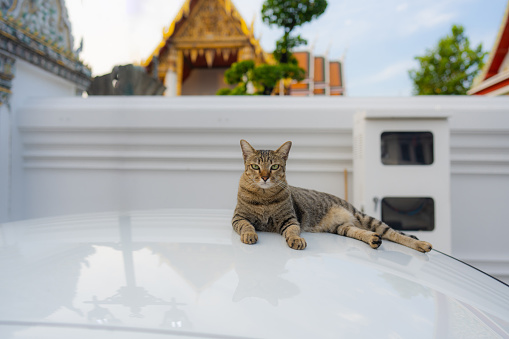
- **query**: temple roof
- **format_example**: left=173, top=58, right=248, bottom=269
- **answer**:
left=0, top=0, right=91, bottom=89
left=469, top=0, right=509, bottom=95
left=143, top=0, right=267, bottom=70
left=477, top=1, right=509, bottom=81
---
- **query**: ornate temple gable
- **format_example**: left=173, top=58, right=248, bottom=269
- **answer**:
left=3, top=0, right=74, bottom=54
left=173, top=0, right=247, bottom=48
left=144, top=0, right=266, bottom=71
left=0, top=0, right=91, bottom=89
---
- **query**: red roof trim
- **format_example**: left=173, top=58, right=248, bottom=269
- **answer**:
left=472, top=76, right=509, bottom=95
left=486, top=10, right=509, bottom=79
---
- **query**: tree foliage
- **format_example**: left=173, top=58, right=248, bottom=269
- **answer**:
left=216, top=60, right=305, bottom=95
left=409, top=25, right=487, bottom=95
left=273, top=35, right=307, bottom=65
left=224, top=60, right=255, bottom=86
left=252, top=64, right=283, bottom=95
left=219, top=60, right=255, bottom=95
left=262, top=0, right=327, bottom=63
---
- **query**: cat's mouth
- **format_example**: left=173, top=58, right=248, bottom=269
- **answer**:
left=257, top=180, right=274, bottom=189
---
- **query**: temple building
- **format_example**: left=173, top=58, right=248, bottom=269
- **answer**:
left=468, top=0, right=509, bottom=96
left=0, top=0, right=91, bottom=105
left=291, top=51, right=345, bottom=96
left=144, top=0, right=345, bottom=96
left=143, top=0, right=268, bottom=96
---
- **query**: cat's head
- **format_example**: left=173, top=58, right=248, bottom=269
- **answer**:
left=239, top=139, right=291, bottom=189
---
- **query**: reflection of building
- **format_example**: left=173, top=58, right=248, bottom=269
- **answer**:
left=143, top=0, right=267, bottom=96
left=468, top=1, right=509, bottom=95
left=143, top=0, right=345, bottom=96
left=290, top=51, right=345, bottom=96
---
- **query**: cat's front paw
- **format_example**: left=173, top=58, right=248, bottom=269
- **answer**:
left=287, top=236, right=307, bottom=250
left=241, top=232, right=258, bottom=245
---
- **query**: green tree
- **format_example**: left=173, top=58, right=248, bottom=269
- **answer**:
left=409, top=25, right=487, bottom=95
left=217, top=60, right=305, bottom=95
left=262, top=0, right=328, bottom=63
left=252, top=64, right=283, bottom=95
left=279, top=61, right=306, bottom=83
left=218, top=60, right=255, bottom=95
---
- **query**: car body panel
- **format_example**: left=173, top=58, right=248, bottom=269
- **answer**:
left=1, top=209, right=508, bottom=338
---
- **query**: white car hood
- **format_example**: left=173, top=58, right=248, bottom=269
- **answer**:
left=0, top=209, right=508, bottom=338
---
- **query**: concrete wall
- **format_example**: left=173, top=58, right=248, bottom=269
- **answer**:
left=448, top=109, right=509, bottom=282
left=4, top=96, right=509, bottom=282
left=0, top=59, right=80, bottom=223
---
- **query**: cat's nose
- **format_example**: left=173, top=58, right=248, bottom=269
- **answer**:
left=261, top=176, right=269, bottom=182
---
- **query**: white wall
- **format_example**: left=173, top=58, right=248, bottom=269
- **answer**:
left=6, top=96, right=509, bottom=283
left=0, top=59, right=80, bottom=222
left=448, top=109, right=509, bottom=282
left=15, top=96, right=355, bottom=219
left=0, top=104, right=11, bottom=222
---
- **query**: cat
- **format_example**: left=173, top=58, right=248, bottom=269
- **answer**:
left=232, top=140, right=432, bottom=253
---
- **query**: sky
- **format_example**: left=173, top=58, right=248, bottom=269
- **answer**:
left=64, top=0, right=508, bottom=96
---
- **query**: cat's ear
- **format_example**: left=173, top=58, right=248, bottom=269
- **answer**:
left=240, top=139, right=256, bottom=161
left=276, top=141, right=292, bottom=160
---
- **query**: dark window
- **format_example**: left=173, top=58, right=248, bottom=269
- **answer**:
left=381, top=197, right=435, bottom=231
left=381, top=132, right=434, bottom=165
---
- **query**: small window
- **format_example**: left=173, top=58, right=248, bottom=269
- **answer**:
left=381, top=197, right=434, bottom=231
left=381, top=132, right=434, bottom=165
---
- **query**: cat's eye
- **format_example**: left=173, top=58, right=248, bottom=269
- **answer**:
left=251, top=164, right=260, bottom=170
left=271, top=164, right=280, bottom=170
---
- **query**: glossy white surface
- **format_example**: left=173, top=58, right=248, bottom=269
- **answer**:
left=1, top=209, right=508, bottom=338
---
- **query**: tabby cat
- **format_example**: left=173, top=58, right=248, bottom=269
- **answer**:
left=232, top=140, right=432, bottom=252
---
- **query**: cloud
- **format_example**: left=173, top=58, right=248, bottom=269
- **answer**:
left=353, top=60, right=415, bottom=87
left=396, top=3, right=408, bottom=12
left=402, top=5, right=458, bottom=36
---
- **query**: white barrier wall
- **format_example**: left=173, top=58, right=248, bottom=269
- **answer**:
left=448, top=108, right=509, bottom=282
left=4, top=96, right=509, bottom=283
left=14, top=97, right=357, bottom=220
left=0, top=60, right=82, bottom=225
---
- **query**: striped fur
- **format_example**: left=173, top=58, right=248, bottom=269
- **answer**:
left=232, top=140, right=432, bottom=252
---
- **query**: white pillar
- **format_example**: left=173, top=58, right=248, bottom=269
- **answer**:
left=324, top=54, right=330, bottom=96
left=164, top=70, right=177, bottom=97
left=309, top=50, right=314, bottom=96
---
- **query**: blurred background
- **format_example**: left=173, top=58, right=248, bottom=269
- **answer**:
left=63, top=0, right=507, bottom=96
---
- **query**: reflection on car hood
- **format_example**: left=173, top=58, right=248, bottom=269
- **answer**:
left=0, top=209, right=508, bottom=338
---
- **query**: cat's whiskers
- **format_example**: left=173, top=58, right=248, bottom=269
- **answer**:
left=247, top=176, right=285, bottom=191
left=274, top=178, right=289, bottom=191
